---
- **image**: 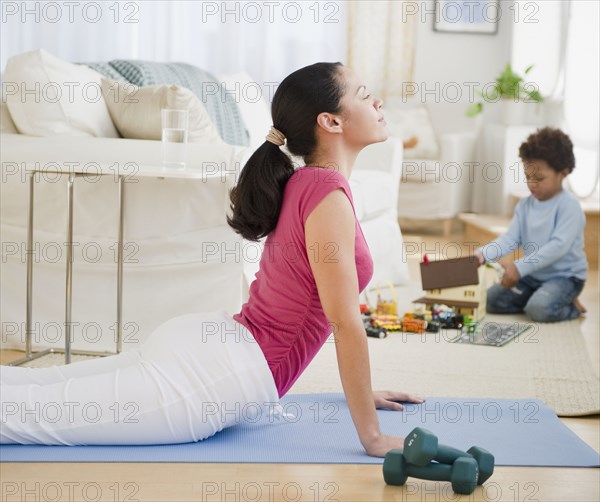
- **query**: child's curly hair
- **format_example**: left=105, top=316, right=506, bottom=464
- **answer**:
left=519, top=127, right=576, bottom=173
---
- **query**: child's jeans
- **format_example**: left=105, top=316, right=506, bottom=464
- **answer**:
left=487, top=275, right=585, bottom=322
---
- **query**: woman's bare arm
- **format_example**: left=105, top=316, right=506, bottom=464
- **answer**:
left=304, top=188, right=402, bottom=456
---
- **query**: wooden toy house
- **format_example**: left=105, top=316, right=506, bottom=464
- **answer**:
left=413, top=256, right=487, bottom=320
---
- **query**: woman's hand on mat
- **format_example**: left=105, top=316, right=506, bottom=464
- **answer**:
left=364, top=433, right=406, bottom=457
left=474, top=251, right=485, bottom=266
left=372, top=390, right=425, bottom=411
left=501, top=262, right=521, bottom=288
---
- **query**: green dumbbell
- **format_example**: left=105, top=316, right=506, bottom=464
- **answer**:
left=403, top=427, right=494, bottom=484
left=383, top=449, right=478, bottom=495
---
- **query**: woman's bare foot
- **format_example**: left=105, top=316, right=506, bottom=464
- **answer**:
left=573, top=297, right=587, bottom=315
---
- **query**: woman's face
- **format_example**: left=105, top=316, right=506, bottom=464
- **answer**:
left=337, top=66, right=389, bottom=148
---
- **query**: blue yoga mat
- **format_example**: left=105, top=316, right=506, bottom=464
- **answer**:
left=1, top=395, right=598, bottom=466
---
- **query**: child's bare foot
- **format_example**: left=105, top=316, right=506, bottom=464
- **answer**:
left=573, top=297, right=587, bottom=315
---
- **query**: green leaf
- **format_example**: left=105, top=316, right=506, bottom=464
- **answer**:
left=468, top=64, right=544, bottom=105
left=465, top=103, right=483, bottom=117
left=482, top=84, right=500, bottom=101
left=527, top=89, right=544, bottom=102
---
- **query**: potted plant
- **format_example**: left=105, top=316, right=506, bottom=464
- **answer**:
left=466, top=64, right=544, bottom=125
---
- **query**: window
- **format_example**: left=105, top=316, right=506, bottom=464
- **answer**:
left=563, top=1, right=600, bottom=198
left=511, top=1, right=599, bottom=198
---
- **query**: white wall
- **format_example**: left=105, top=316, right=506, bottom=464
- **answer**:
left=413, top=1, right=512, bottom=94
left=410, top=0, right=514, bottom=126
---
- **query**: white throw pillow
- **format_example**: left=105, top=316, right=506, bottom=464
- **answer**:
left=217, top=72, right=272, bottom=151
left=3, top=49, right=119, bottom=138
left=384, top=105, right=440, bottom=160
left=0, top=100, right=18, bottom=134
left=101, top=78, right=224, bottom=144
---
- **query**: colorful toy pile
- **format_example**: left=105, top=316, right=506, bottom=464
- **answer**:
left=360, top=300, right=478, bottom=338
left=427, top=304, right=477, bottom=330
left=360, top=303, right=388, bottom=338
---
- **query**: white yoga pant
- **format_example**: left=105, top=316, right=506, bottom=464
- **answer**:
left=0, top=311, right=280, bottom=445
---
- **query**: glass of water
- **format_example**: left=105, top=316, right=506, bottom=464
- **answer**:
left=161, top=109, right=189, bottom=168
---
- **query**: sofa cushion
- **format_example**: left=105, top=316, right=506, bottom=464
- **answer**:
left=107, top=60, right=249, bottom=147
left=402, top=154, right=470, bottom=183
left=360, top=215, right=411, bottom=287
left=1, top=73, right=18, bottom=133
left=3, top=49, right=119, bottom=138
left=101, top=79, right=224, bottom=144
left=398, top=173, right=455, bottom=219
left=82, top=62, right=126, bottom=81
left=217, top=72, right=272, bottom=151
left=401, top=160, right=441, bottom=188
left=348, top=169, right=394, bottom=221
left=0, top=101, right=18, bottom=134
left=383, top=104, right=440, bottom=160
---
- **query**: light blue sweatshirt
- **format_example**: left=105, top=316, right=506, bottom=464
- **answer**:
left=478, top=189, right=588, bottom=282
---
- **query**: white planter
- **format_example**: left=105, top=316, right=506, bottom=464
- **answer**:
left=501, top=99, right=527, bottom=125
left=543, top=98, right=565, bottom=127
left=501, top=99, right=545, bottom=126
left=526, top=101, right=545, bottom=125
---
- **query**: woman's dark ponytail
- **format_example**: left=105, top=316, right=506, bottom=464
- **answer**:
left=227, top=62, right=345, bottom=241
left=227, top=142, right=295, bottom=241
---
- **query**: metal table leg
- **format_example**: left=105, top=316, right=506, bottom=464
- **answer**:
left=25, top=173, right=34, bottom=357
left=12, top=172, right=56, bottom=366
left=116, top=175, right=124, bottom=353
left=10, top=171, right=124, bottom=366
left=64, top=172, right=75, bottom=364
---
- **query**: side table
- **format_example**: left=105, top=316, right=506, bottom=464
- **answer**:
left=7, top=161, right=234, bottom=366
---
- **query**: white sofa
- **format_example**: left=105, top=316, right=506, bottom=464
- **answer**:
left=0, top=54, right=409, bottom=354
left=384, top=99, right=480, bottom=235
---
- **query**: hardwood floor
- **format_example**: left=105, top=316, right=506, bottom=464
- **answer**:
left=1, top=225, right=598, bottom=502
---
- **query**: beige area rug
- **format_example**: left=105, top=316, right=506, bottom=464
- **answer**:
left=290, top=284, right=600, bottom=417
left=11, top=283, right=598, bottom=416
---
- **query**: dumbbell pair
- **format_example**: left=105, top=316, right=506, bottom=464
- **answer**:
left=383, top=427, right=495, bottom=495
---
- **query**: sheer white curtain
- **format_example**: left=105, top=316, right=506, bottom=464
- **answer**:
left=511, top=0, right=599, bottom=198
left=511, top=1, right=562, bottom=97
left=346, top=0, right=416, bottom=101
left=563, top=0, right=600, bottom=198
left=1, top=1, right=348, bottom=88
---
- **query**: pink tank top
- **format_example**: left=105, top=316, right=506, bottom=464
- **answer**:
left=233, top=167, right=374, bottom=398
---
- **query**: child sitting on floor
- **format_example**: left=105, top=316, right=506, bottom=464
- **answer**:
left=474, top=127, right=588, bottom=322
